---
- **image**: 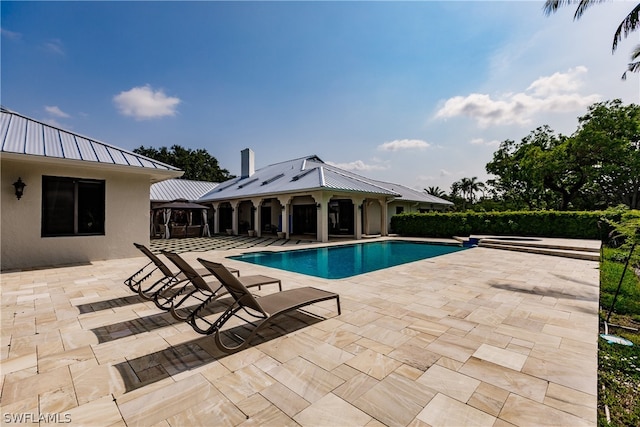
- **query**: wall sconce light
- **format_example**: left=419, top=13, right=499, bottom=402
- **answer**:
left=13, top=177, right=26, bottom=200
left=316, top=203, right=321, bottom=209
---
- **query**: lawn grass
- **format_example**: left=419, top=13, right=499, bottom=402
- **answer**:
left=600, top=248, right=640, bottom=320
left=599, top=246, right=640, bottom=426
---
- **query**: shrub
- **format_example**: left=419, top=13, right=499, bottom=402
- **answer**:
left=391, top=209, right=640, bottom=242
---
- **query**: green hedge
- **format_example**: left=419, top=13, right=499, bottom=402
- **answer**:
left=390, top=210, right=640, bottom=240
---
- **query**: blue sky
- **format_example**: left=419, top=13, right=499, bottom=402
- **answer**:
left=2, top=1, right=638, bottom=192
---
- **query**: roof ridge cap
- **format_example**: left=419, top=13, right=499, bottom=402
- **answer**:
left=259, top=154, right=321, bottom=170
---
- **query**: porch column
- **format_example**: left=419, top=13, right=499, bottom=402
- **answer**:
left=380, top=198, right=389, bottom=237
left=314, top=192, right=330, bottom=243
left=230, top=200, right=240, bottom=236
left=211, top=202, right=220, bottom=234
left=277, top=196, right=292, bottom=239
left=251, top=198, right=262, bottom=237
left=362, top=199, right=370, bottom=236
left=352, top=197, right=365, bottom=240
left=164, top=208, right=172, bottom=239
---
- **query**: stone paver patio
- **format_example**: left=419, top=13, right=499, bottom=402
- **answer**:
left=1, top=237, right=600, bottom=426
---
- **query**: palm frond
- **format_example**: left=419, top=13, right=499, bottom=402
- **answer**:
left=543, top=0, right=607, bottom=19
left=612, top=4, right=640, bottom=52
left=621, top=44, right=640, bottom=80
left=573, top=0, right=608, bottom=20
left=543, top=0, right=569, bottom=16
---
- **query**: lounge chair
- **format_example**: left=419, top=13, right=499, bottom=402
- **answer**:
left=160, top=250, right=282, bottom=324
left=197, top=258, right=341, bottom=353
left=124, top=243, right=238, bottom=302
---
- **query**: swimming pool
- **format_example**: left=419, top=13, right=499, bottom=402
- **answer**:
left=228, top=240, right=466, bottom=279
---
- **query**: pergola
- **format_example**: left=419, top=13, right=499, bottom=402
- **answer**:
left=152, top=200, right=210, bottom=239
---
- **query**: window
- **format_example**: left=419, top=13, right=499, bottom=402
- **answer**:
left=395, top=206, right=404, bottom=215
left=42, top=176, right=105, bottom=236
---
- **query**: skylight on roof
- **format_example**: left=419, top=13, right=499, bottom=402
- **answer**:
left=291, top=168, right=316, bottom=181
left=262, top=173, right=284, bottom=186
left=238, top=178, right=259, bottom=189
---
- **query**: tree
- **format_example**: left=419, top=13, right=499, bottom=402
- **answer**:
left=425, top=186, right=447, bottom=198
left=450, top=177, right=485, bottom=210
left=573, top=100, right=640, bottom=208
left=485, top=100, right=640, bottom=210
left=544, top=0, right=640, bottom=79
left=489, top=125, right=603, bottom=210
left=461, top=177, right=485, bottom=204
left=134, top=145, right=234, bottom=182
left=535, top=134, right=593, bottom=210
left=485, top=136, right=554, bottom=210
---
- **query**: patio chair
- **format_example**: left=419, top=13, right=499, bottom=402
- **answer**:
left=125, top=243, right=238, bottom=302
left=160, top=250, right=282, bottom=322
left=197, top=258, right=341, bottom=353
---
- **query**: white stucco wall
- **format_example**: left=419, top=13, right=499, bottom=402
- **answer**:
left=1, top=158, right=152, bottom=270
left=386, top=200, right=451, bottom=233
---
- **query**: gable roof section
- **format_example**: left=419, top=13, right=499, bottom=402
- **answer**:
left=0, top=107, right=182, bottom=180
left=151, top=178, right=219, bottom=202
left=199, top=155, right=400, bottom=201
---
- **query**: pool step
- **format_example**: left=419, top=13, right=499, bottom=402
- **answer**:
left=455, top=236, right=601, bottom=261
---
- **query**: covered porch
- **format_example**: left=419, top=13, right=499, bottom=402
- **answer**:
left=206, top=191, right=392, bottom=243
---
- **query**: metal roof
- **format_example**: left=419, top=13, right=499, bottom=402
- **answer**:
left=369, top=179, right=453, bottom=205
left=153, top=201, right=209, bottom=210
left=197, top=153, right=454, bottom=206
left=199, top=155, right=404, bottom=202
left=151, top=179, right=219, bottom=202
left=0, top=107, right=181, bottom=175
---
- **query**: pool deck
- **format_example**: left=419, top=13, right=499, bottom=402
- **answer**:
left=1, top=236, right=600, bottom=426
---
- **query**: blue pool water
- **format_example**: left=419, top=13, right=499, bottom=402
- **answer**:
left=228, top=241, right=466, bottom=279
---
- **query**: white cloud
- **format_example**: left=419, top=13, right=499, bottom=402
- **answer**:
left=419, top=169, right=452, bottom=182
left=326, top=159, right=389, bottom=171
left=45, top=105, right=70, bottom=118
left=527, top=66, right=588, bottom=97
left=378, top=139, right=430, bottom=151
left=113, top=85, right=181, bottom=120
left=470, top=137, right=500, bottom=147
left=435, top=67, right=601, bottom=127
left=1, top=28, right=21, bottom=40
left=43, top=39, right=64, bottom=55
left=417, top=174, right=439, bottom=183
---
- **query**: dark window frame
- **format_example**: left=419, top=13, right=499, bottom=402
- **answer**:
left=41, top=176, right=106, bottom=237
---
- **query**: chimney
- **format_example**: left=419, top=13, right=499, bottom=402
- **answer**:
left=241, top=148, right=255, bottom=178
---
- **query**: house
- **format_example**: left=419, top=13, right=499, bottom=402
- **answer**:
left=0, top=108, right=182, bottom=270
left=197, top=149, right=452, bottom=242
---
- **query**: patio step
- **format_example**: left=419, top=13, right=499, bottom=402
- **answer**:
left=478, top=242, right=600, bottom=261
left=455, top=236, right=601, bottom=261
